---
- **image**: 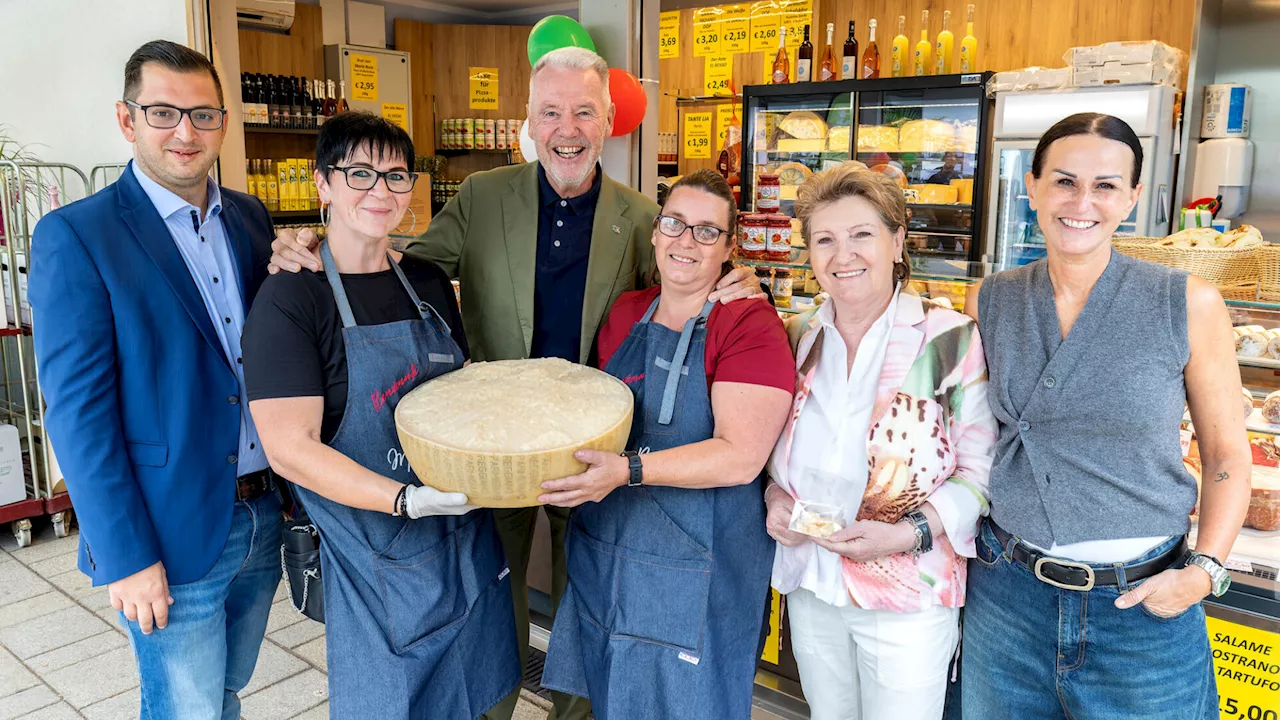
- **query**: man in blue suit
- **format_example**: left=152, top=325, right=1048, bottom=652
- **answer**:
left=30, top=40, right=282, bottom=719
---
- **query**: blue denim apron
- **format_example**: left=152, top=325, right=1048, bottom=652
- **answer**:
left=297, top=244, right=520, bottom=720
left=542, top=297, right=774, bottom=720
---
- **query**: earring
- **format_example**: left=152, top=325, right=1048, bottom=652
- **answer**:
left=402, top=207, right=417, bottom=235
left=319, top=202, right=330, bottom=227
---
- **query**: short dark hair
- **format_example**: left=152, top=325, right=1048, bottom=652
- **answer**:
left=1031, top=113, right=1143, bottom=188
left=315, top=112, right=416, bottom=179
left=124, top=40, right=223, bottom=105
left=647, top=169, right=738, bottom=286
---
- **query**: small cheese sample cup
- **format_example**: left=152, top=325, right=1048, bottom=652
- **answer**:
left=789, top=500, right=846, bottom=539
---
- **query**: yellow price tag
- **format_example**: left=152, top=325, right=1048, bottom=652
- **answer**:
left=684, top=111, right=713, bottom=159
left=381, top=103, right=408, bottom=132
left=759, top=589, right=782, bottom=665
left=693, top=7, right=722, bottom=57
left=350, top=54, right=378, bottom=102
left=749, top=1, right=781, bottom=53
left=716, top=104, right=737, bottom=147
left=1207, top=616, right=1280, bottom=719
left=659, top=11, right=681, bottom=59
left=720, top=4, right=751, bottom=55
left=469, top=67, right=499, bottom=110
left=704, top=55, right=733, bottom=96
left=779, top=0, right=812, bottom=50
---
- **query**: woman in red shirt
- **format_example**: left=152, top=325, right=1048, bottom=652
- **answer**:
left=536, top=170, right=794, bottom=719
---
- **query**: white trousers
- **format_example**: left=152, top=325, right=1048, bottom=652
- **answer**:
left=787, top=588, right=959, bottom=720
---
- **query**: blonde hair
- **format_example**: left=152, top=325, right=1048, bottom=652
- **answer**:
left=794, top=163, right=912, bottom=283
left=530, top=47, right=611, bottom=108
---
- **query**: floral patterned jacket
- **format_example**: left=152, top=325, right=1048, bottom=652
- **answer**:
left=768, top=289, right=997, bottom=611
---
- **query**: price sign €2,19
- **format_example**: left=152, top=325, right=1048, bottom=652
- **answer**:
left=684, top=112, right=712, bottom=159
left=720, top=4, right=751, bottom=55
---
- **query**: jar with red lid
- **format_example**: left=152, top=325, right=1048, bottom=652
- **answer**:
left=756, top=173, right=780, bottom=213
left=738, top=213, right=768, bottom=260
left=765, top=214, right=792, bottom=262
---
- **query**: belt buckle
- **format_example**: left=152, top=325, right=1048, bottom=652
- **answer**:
left=1033, top=557, right=1096, bottom=591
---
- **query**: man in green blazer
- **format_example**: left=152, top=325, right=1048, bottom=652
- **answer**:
left=269, top=47, right=762, bottom=719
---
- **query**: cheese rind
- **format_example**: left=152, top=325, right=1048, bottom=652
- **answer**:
left=395, top=359, right=634, bottom=507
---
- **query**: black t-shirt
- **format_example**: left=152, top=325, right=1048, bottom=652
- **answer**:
left=243, top=255, right=468, bottom=442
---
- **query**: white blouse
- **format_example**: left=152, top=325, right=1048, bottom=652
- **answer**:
left=774, top=290, right=898, bottom=607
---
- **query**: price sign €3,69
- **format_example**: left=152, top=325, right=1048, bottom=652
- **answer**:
left=659, top=11, right=680, bottom=59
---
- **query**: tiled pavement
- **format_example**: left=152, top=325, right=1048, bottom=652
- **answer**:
left=0, top=524, right=552, bottom=720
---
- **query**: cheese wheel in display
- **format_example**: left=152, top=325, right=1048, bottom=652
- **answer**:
left=870, top=164, right=908, bottom=189
left=395, top=359, right=634, bottom=507
left=779, top=111, right=828, bottom=140
left=908, top=184, right=960, bottom=204
left=775, top=162, right=812, bottom=186
left=950, top=178, right=974, bottom=205
left=857, top=125, right=900, bottom=153
left=899, top=119, right=957, bottom=153
left=826, top=126, right=851, bottom=152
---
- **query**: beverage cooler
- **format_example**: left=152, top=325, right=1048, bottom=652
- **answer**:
left=740, top=73, right=994, bottom=280
left=983, top=84, right=1178, bottom=270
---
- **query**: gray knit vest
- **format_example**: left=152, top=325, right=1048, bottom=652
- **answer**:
left=978, top=251, right=1192, bottom=547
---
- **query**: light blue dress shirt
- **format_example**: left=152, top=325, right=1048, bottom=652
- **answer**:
left=131, top=162, right=267, bottom=477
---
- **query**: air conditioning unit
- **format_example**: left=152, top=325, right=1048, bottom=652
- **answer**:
left=237, top=0, right=295, bottom=32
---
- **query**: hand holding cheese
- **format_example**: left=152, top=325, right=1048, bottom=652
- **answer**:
left=403, top=484, right=476, bottom=518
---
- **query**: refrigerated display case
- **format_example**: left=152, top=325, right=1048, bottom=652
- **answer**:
left=740, top=74, right=994, bottom=280
left=984, top=85, right=1179, bottom=270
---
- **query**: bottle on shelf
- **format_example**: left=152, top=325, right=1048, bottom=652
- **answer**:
left=797, top=24, right=813, bottom=82
left=891, top=16, right=909, bottom=78
left=862, top=19, right=880, bottom=79
left=265, top=160, right=279, bottom=212
left=246, top=159, right=256, bottom=196
left=257, top=74, right=269, bottom=126
left=240, top=74, right=251, bottom=126
left=959, top=4, right=979, bottom=73
left=268, top=75, right=281, bottom=128
left=312, top=79, right=325, bottom=127
left=914, top=10, right=932, bottom=77
left=308, top=160, right=319, bottom=209
left=820, top=23, right=836, bottom=81
left=841, top=21, right=858, bottom=80
left=337, top=80, right=350, bottom=114
left=936, top=10, right=954, bottom=75
left=301, top=77, right=314, bottom=129
left=324, top=79, right=338, bottom=118
left=290, top=77, right=303, bottom=129
left=771, top=26, right=790, bottom=84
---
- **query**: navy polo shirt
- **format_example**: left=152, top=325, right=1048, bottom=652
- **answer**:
left=532, top=164, right=602, bottom=361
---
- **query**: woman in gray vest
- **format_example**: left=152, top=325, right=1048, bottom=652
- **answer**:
left=960, top=113, right=1251, bottom=719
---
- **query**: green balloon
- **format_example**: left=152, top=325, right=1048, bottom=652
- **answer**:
left=528, top=15, right=596, bottom=67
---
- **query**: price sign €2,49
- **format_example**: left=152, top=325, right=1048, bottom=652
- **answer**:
left=704, top=55, right=732, bottom=96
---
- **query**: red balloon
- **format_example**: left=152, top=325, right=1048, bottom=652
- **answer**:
left=609, top=68, right=647, bottom=137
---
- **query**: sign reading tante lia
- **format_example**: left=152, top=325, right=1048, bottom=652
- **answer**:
left=1207, top=616, right=1280, bottom=719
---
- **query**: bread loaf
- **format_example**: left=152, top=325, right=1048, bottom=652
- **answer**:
left=1262, top=390, right=1280, bottom=424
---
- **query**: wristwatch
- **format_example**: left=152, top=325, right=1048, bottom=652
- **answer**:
left=621, top=451, right=643, bottom=487
left=1185, top=551, right=1231, bottom=597
left=904, top=509, right=933, bottom=556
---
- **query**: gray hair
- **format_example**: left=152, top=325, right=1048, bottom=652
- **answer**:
left=529, top=47, right=611, bottom=108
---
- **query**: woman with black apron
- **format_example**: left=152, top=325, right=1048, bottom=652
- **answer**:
left=243, top=112, right=519, bottom=719
left=537, top=170, right=795, bottom=719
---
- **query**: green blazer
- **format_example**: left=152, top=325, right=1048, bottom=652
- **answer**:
left=404, top=162, right=658, bottom=364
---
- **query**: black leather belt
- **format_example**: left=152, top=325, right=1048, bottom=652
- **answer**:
left=991, top=522, right=1185, bottom=591
left=236, top=469, right=275, bottom=503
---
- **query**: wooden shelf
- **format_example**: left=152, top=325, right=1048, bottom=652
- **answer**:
left=246, top=126, right=320, bottom=136
left=270, top=209, right=322, bottom=221
left=435, top=148, right=513, bottom=157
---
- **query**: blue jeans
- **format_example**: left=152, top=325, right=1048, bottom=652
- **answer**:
left=961, top=521, right=1218, bottom=720
left=121, top=492, right=283, bottom=720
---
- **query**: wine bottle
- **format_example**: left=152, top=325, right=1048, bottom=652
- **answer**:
left=841, top=21, right=858, bottom=80
left=246, top=159, right=257, bottom=197
left=290, top=77, right=303, bottom=129
left=891, top=16, right=909, bottom=78
left=797, top=24, right=813, bottom=82
left=337, top=80, right=350, bottom=113
left=268, top=76, right=281, bottom=128
left=301, top=77, right=314, bottom=129
left=914, top=10, right=932, bottom=77
left=862, top=20, right=880, bottom=79
left=936, top=10, right=954, bottom=75
left=772, top=26, right=790, bottom=84
left=959, top=5, right=979, bottom=73
left=820, top=23, right=836, bottom=81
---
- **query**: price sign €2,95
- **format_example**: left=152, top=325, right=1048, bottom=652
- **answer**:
left=350, top=53, right=378, bottom=102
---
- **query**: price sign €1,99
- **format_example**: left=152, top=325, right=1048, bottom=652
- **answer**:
left=684, top=112, right=712, bottom=159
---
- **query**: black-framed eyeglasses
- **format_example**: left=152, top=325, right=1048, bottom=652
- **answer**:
left=654, top=214, right=726, bottom=245
left=328, top=165, right=419, bottom=194
left=125, top=101, right=226, bottom=130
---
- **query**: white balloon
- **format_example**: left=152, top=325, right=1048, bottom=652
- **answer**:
left=518, top=119, right=538, bottom=164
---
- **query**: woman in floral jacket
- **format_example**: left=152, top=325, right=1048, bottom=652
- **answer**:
left=764, top=164, right=997, bottom=720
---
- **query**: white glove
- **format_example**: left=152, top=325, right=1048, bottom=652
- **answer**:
left=404, top=484, right=476, bottom=518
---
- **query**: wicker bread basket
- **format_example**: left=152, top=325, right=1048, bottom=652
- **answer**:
left=1113, top=237, right=1260, bottom=298
left=1259, top=243, right=1280, bottom=303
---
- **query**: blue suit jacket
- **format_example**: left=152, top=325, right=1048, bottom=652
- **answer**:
left=30, top=166, right=274, bottom=586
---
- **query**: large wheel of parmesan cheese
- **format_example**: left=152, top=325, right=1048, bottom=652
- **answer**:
left=395, top=359, right=634, bottom=507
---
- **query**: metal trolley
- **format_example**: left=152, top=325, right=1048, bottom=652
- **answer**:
left=0, top=160, right=90, bottom=546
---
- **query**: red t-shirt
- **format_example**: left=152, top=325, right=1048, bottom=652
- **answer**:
left=596, top=286, right=795, bottom=394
